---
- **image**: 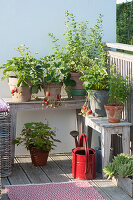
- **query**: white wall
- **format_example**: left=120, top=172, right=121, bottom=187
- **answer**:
left=0, top=0, right=116, bottom=155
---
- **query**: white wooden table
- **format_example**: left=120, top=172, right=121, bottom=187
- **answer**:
left=85, top=116, right=132, bottom=176
left=4, top=98, right=85, bottom=162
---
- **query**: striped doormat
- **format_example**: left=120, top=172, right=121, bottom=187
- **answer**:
left=5, top=181, right=108, bottom=200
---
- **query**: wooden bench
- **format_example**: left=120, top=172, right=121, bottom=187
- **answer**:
left=84, top=116, right=132, bottom=176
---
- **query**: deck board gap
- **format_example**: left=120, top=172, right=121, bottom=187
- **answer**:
left=15, top=157, right=32, bottom=184
left=49, top=155, right=73, bottom=181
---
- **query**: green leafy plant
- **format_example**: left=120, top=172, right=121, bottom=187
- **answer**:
left=0, top=45, right=44, bottom=94
left=104, top=153, right=133, bottom=179
left=13, top=122, right=61, bottom=151
left=107, top=73, right=131, bottom=106
left=41, top=55, right=69, bottom=85
left=80, top=62, right=109, bottom=91
left=48, top=11, right=92, bottom=74
left=80, top=15, right=109, bottom=91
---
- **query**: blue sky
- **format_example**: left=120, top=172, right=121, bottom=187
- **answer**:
left=117, top=0, right=132, bottom=3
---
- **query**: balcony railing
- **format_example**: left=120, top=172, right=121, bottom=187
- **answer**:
left=106, top=43, right=133, bottom=153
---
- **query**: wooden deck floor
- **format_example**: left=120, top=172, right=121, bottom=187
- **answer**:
left=1, top=154, right=132, bottom=200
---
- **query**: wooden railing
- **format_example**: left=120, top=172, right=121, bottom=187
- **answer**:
left=106, top=43, right=133, bottom=154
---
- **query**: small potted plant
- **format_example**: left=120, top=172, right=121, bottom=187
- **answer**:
left=41, top=55, right=71, bottom=106
left=48, top=11, right=89, bottom=99
left=104, top=73, right=131, bottom=123
left=0, top=45, right=43, bottom=102
left=80, top=15, right=111, bottom=117
left=104, top=153, right=133, bottom=197
left=13, top=122, right=61, bottom=166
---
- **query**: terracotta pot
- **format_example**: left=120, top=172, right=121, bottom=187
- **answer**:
left=104, top=105, right=124, bottom=123
left=30, top=147, right=49, bottom=166
left=70, top=72, right=86, bottom=99
left=44, top=82, right=62, bottom=102
left=8, top=77, right=32, bottom=102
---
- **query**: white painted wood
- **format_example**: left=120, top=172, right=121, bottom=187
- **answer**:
left=122, top=127, right=130, bottom=154
left=101, top=127, right=111, bottom=177
left=85, top=116, right=132, bottom=176
left=4, top=99, right=84, bottom=161
left=106, top=43, right=133, bottom=52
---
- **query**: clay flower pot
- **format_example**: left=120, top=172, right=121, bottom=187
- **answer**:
left=104, top=105, right=124, bottom=123
left=70, top=72, right=86, bottom=99
left=8, top=77, right=32, bottom=102
left=43, top=82, right=62, bottom=102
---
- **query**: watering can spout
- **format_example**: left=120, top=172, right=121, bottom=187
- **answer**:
left=70, top=130, right=79, bottom=147
left=70, top=130, right=79, bottom=138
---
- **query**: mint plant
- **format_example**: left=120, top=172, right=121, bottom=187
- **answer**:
left=108, top=73, right=131, bottom=106
left=80, top=15, right=109, bottom=91
left=48, top=11, right=91, bottom=74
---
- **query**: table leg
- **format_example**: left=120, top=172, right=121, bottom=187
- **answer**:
left=122, top=127, right=130, bottom=154
left=76, top=109, right=82, bottom=136
left=10, top=106, right=17, bottom=164
left=101, top=127, right=111, bottom=177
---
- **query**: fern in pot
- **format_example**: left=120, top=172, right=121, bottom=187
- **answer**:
left=13, top=122, right=61, bottom=166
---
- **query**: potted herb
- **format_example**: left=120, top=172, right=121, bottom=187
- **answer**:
left=104, top=73, right=131, bottom=123
left=80, top=15, right=110, bottom=117
left=48, top=11, right=90, bottom=99
left=0, top=45, right=43, bottom=102
left=104, top=153, right=133, bottom=197
left=13, top=122, right=61, bottom=166
left=40, top=55, right=68, bottom=105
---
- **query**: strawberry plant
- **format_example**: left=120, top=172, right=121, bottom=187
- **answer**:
left=0, top=45, right=44, bottom=94
left=13, top=122, right=61, bottom=151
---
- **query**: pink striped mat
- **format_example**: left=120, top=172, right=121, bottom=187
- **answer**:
left=5, top=181, right=108, bottom=200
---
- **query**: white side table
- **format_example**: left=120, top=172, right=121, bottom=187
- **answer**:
left=85, top=116, right=132, bottom=176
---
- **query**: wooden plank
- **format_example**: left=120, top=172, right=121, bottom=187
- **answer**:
left=92, top=179, right=133, bottom=200
left=112, top=177, right=133, bottom=197
left=7, top=158, right=30, bottom=185
left=50, top=154, right=74, bottom=180
left=41, top=156, right=71, bottom=183
left=1, top=178, right=10, bottom=188
left=17, top=157, right=51, bottom=184
left=1, top=190, right=9, bottom=200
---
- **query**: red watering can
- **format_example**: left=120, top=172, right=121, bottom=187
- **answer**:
left=70, top=132, right=96, bottom=180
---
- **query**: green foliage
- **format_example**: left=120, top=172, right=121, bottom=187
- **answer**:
left=117, top=1, right=133, bottom=45
left=108, top=73, right=131, bottom=106
left=80, top=15, right=109, bottom=91
left=49, top=12, right=106, bottom=75
left=63, top=11, right=89, bottom=73
left=0, top=45, right=43, bottom=93
left=40, top=55, right=65, bottom=85
left=80, top=61, right=109, bottom=90
left=13, top=122, right=61, bottom=151
left=104, top=153, right=133, bottom=179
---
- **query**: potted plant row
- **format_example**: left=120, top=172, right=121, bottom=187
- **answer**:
left=104, top=153, right=133, bottom=197
left=0, top=45, right=75, bottom=104
left=13, top=122, right=61, bottom=166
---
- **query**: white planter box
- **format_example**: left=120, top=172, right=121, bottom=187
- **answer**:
left=112, top=176, right=133, bottom=197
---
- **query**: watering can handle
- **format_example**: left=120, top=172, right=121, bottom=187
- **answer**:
left=79, top=133, right=89, bottom=174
